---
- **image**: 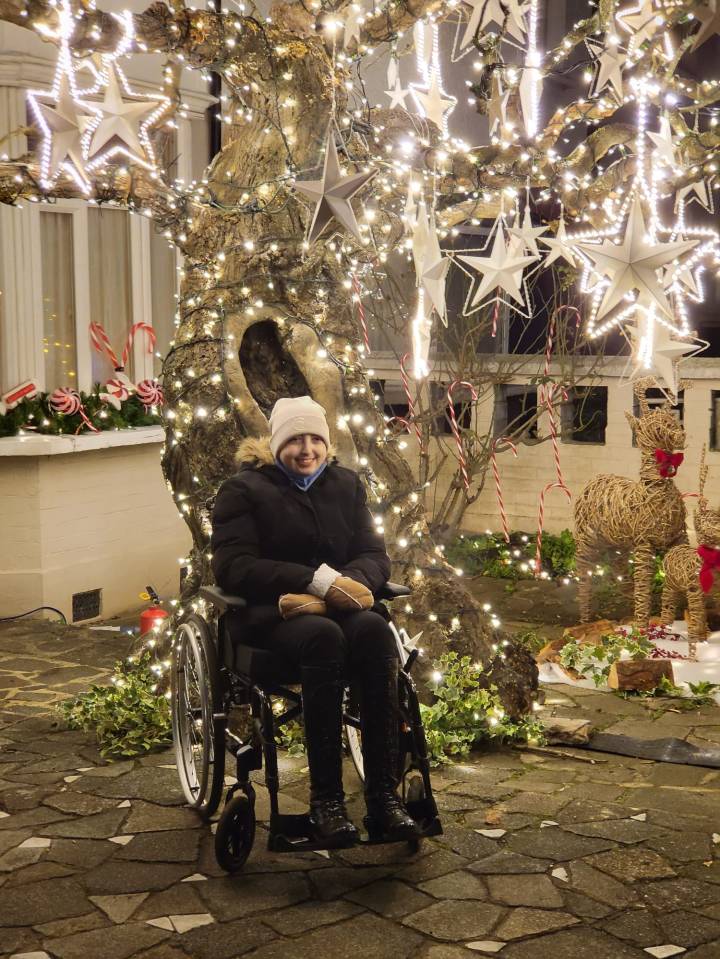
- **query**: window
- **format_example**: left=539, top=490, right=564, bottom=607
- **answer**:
left=430, top=381, right=472, bottom=436
left=562, top=386, right=607, bottom=444
left=495, top=385, right=538, bottom=439
left=710, top=391, right=720, bottom=451
left=40, top=211, right=78, bottom=389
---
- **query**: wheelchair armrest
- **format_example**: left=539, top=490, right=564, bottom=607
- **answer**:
left=377, top=581, right=411, bottom=601
left=199, top=585, right=248, bottom=612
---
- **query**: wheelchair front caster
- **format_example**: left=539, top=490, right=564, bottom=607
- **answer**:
left=215, top=794, right=256, bottom=873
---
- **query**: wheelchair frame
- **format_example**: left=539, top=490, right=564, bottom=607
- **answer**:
left=170, top=583, right=442, bottom=873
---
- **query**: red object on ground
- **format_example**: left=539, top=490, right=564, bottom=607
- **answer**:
left=140, top=606, right=169, bottom=636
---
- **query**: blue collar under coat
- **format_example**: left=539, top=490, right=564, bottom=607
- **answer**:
left=274, top=458, right=328, bottom=492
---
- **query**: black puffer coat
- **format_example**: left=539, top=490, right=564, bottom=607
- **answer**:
left=210, top=437, right=391, bottom=622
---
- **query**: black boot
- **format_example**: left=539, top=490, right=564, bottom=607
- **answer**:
left=360, top=656, right=421, bottom=841
left=301, top=663, right=358, bottom=848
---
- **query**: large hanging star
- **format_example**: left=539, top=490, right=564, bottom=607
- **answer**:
left=616, top=0, right=659, bottom=52
left=460, top=0, right=527, bottom=47
left=675, top=178, right=714, bottom=213
left=458, top=218, right=538, bottom=313
left=294, top=124, right=377, bottom=244
left=540, top=214, right=578, bottom=269
left=572, top=194, right=700, bottom=324
left=692, top=0, right=720, bottom=50
left=86, top=64, right=164, bottom=167
left=586, top=36, right=624, bottom=101
left=628, top=322, right=707, bottom=399
left=510, top=206, right=547, bottom=257
left=420, top=212, right=451, bottom=325
left=385, top=76, right=411, bottom=110
left=31, top=72, right=96, bottom=188
left=647, top=115, right=676, bottom=168
left=411, top=73, right=456, bottom=133
left=487, top=72, right=510, bottom=137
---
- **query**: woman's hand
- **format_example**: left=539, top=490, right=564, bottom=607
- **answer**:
left=278, top=594, right=327, bottom=620
left=326, top=576, right=373, bottom=611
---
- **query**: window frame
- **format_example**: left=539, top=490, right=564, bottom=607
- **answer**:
left=561, top=385, right=608, bottom=445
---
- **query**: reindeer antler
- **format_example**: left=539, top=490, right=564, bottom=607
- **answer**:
left=633, top=376, right=656, bottom=417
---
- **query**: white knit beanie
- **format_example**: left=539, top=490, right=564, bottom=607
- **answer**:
left=269, top=396, right=331, bottom=458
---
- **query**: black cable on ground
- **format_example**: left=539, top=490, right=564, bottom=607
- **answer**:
left=0, top=606, right=68, bottom=625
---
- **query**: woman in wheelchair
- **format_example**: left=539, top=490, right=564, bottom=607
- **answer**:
left=210, top=395, right=421, bottom=849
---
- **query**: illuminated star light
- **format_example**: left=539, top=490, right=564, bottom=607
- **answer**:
left=586, top=35, right=625, bottom=101
left=539, top=213, right=578, bottom=269
left=616, top=0, right=660, bottom=53
left=385, top=76, right=411, bottom=110
left=411, top=72, right=457, bottom=137
left=647, top=115, right=676, bottom=168
left=510, top=204, right=547, bottom=258
left=460, top=0, right=528, bottom=48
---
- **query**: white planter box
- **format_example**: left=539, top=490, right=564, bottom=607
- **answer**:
left=0, top=428, right=191, bottom=622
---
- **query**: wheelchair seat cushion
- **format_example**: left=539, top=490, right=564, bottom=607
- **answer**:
left=229, top=641, right=301, bottom=686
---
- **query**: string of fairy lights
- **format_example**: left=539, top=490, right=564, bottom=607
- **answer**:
left=7, top=0, right=720, bottom=680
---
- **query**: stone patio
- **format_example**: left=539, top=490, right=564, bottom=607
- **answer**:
left=2, top=618, right=720, bottom=959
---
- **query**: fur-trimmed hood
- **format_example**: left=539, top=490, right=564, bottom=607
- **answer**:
left=235, top=435, right=337, bottom=468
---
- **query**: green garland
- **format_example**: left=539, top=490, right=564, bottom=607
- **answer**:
left=0, top=391, right=163, bottom=439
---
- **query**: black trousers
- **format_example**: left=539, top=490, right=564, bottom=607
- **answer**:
left=242, top=609, right=398, bottom=675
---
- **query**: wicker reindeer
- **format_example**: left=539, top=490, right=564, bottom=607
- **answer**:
left=661, top=446, right=720, bottom=659
left=574, top=378, right=687, bottom=627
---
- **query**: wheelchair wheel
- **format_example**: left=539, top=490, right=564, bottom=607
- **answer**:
left=171, top=614, right=225, bottom=819
left=215, top=794, right=256, bottom=873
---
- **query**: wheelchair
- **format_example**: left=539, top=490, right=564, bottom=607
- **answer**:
left=170, top=583, right=442, bottom=873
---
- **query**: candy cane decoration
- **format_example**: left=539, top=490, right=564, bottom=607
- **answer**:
left=351, top=273, right=370, bottom=353
left=90, top=322, right=121, bottom=370
left=447, top=380, right=478, bottom=492
left=491, top=436, right=518, bottom=542
left=400, top=352, right=423, bottom=450
left=90, top=322, right=156, bottom=373
left=535, top=481, right=571, bottom=574
left=122, top=322, right=156, bottom=368
left=48, top=387, right=99, bottom=434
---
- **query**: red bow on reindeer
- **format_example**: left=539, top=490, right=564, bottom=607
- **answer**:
left=654, top=449, right=684, bottom=478
left=698, top=545, right=720, bottom=594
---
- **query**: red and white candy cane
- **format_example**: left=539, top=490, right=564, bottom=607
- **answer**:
left=48, top=388, right=99, bottom=434
left=351, top=273, right=370, bottom=353
left=491, top=436, right=518, bottom=542
left=447, top=380, right=478, bottom=492
left=136, top=379, right=164, bottom=411
left=90, top=322, right=156, bottom=372
left=399, top=352, right=423, bottom=451
left=122, top=322, right=156, bottom=368
left=535, top=481, right=571, bottom=574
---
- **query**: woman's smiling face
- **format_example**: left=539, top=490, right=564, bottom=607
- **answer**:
left=278, top=433, right=328, bottom=475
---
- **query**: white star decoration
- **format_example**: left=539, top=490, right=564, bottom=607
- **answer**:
left=30, top=72, right=97, bottom=189
left=460, top=0, right=527, bottom=47
left=519, top=66, right=543, bottom=139
left=540, top=214, right=578, bottom=269
left=420, top=212, right=451, bottom=325
left=458, top=217, right=538, bottom=314
left=586, top=36, right=624, bottom=101
left=411, top=73, right=456, bottom=134
left=385, top=76, right=411, bottom=110
left=487, top=72, right=509, bottom=137
left=294, top=124, right=377, bottom=244
left=692, top=0, right=720, bottom=50
left=510, top=206, right=547, bottom=258
left=572, top=194, right=700, bottom=327
left=85, top=63, right=169, bottom=171
left=616, top=0, right=659, bottom=52
left=675, top=179, right=714, bottom=213
left=342, top=3, right=364, bottom=50
left=647, top=115, right=676, bottom=168
left=629, top=322, right=707, bottom=399
left=411, top=200, right=430, bottom=280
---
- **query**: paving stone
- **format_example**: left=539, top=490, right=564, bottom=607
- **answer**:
left=635, top=878, right=720, bottom=912
left=128, top=945, right=189, bottom=959
left=134, top=885, right=206, bottom=920
left=42, top=792, right=117, bottom=817
left=559, top=889, right=614, bottom=919
left=195, top=872, right=310, bottom=921
left=468, top=851, right=548, bottom=875
left=683, top=943, right=720, bottom=958
left=262, top=899, right=363, bottom=935
left=564, top=818, right=659, bottom=844
left=0, top=808, right=70, bottom=832
left=5, top=862, right=75, bottom=886
left=402, top=899, right=504, bottom=941
left=33, top=912, right=108, bottom=938
left=682, top=861, right=720, bottom=886
left=656, top=910, right=720, bottom=948
left=114, top=829, right=200, bottom=863
left=346, top=878, right=435, bottom=917
left=89, top=893, right=150, bottom=923
left=500, top=927, right=648, bottom=958
left=507, top=828, right=615, bottom=861
left=172, top=915, right=277, bottom=957
left=486, top=873, right=565, bottom=908
left=646, top=831, right=714, bottom=864
left=600, top=908, right=665, bottom=945
left=418, top=946, right=476, bottom=959
left=434, top=824, right=501, bottom=860
left=249, top=912, right=426, bottom=959
left=491, top=792, right=570, bottom=818
left=556, top=798, right=636, bottom=825
left=1, top=877, right=91, bottom=927
left=121, top=801, right=202, bottom=834
left=71, top=767, right=185, bottom=805
left=494, top=907, right=580, bottom=940
left=415, top=869, right=489, bottom=901
left=0, top=926, right=43, bottom=956
left=84, top=861, right=191, bottom=895
left=46, top=838, right=116, bottom=869
left=586, top=847, right=678, bottom=882
left=38, top=809, right=127, bottom=840
left=41, top=922, right=170, bottom=959
left=308, top=865, right=396, bottom=900
left=566, top=860, right=637, bottom=908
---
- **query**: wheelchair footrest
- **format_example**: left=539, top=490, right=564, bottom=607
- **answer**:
left=267, top=813, right=334, bottom=853
left=406, top=796, right=443, bottom=837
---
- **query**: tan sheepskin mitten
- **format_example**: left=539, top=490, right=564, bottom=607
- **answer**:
left=278, top=594, right=327, bottom=620
left=326, top=576, right=373, bottom=611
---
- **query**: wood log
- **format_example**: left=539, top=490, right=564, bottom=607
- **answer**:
left=607, top=659, right=674, bottom=692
